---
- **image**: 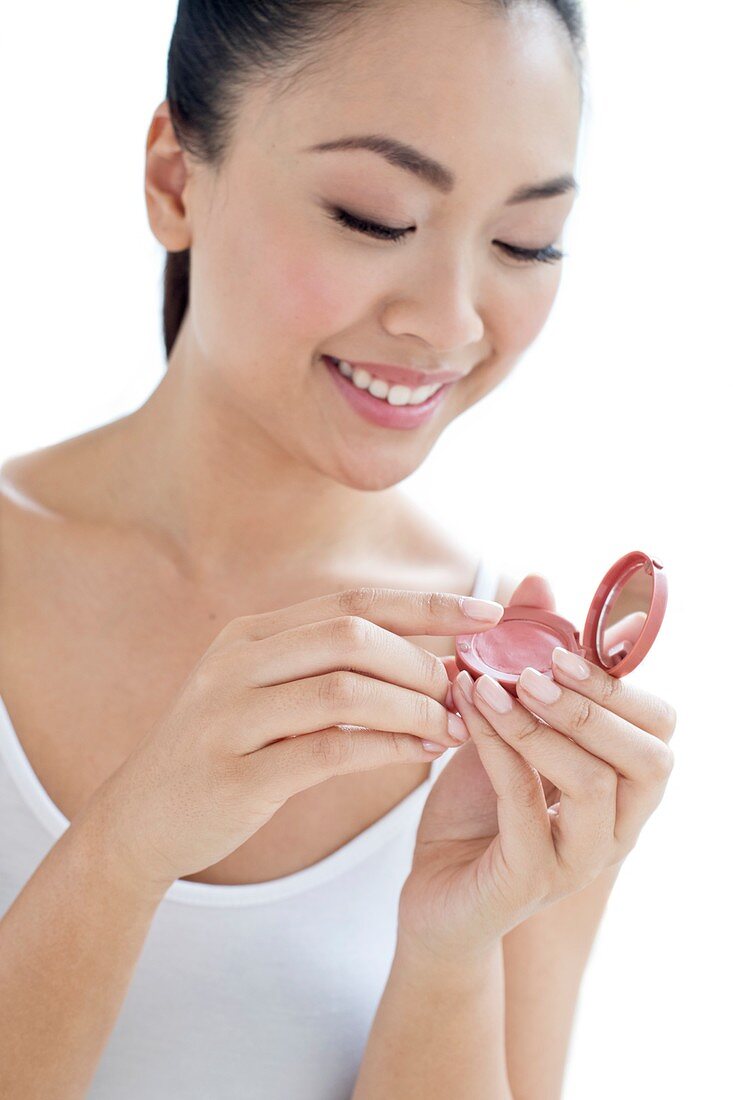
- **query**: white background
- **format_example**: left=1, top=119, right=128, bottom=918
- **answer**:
left=1, top=2, right=730, bottom=1096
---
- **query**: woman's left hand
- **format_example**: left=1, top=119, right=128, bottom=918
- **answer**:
left=397, top=573, right=677, bottom=967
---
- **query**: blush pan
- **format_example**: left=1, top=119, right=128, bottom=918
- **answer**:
left=454, top=550, right=668, bottom=697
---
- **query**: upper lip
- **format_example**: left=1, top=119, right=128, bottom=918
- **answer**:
left=324, top=356, right=464, bottom=389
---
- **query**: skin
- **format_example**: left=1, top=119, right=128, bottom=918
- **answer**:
left=127, top=0, right=582, bottom=579
left=1, top=3, right=678, bottom=1098
left=0, top=0, right=581, bottom=887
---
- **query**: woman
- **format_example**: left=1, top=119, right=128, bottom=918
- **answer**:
left=0, top=1, right=677, bottom=1097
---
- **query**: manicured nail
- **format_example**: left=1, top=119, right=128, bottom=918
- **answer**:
left=519, top=667, right=562, bottom=703
left=422, top=740, right=447, bottom=753
left=461, top=597, right=504, bottom=622
left=454, top=670, right=474, bottom=698
left=448, top=713, right=470, bottom=742
left=552, top=646, right=590, bottom=680
left=474, top=675, right=513, bottom=713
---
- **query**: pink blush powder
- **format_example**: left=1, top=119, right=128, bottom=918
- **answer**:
left=474, top=620, right=563, bottom=674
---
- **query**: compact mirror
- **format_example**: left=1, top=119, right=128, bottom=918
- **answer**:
left=581, top=551, right=667, bottom=677
left=454, top=550, right=668, bottom=696
left=596, top=561, right=654, bottom=668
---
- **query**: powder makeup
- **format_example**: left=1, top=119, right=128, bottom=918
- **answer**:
left=454, top=550, right=668, bottom=697
left=474, top=620, right=564, bottom=675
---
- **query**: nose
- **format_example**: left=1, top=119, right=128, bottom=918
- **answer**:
left=381, top=258, right=485, bottom=352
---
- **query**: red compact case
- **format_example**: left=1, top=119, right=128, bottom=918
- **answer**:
left=455, top=550, right=668, bottom=696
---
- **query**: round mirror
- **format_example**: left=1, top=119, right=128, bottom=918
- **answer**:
left=596, top=560, right=654, bottom=669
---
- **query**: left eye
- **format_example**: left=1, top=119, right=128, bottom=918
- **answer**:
left=327, top=206, right=565, bottom=264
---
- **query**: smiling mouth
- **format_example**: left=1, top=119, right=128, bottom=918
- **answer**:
left=323, top=355, right=448, bottom=406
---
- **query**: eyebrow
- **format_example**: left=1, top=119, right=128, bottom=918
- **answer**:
left=304, top=133, right=578, bottom=204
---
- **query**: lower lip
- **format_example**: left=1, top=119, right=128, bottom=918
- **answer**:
left=321, top=356, right=450, bottom=430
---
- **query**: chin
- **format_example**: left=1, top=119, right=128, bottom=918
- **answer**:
left=329, top=447, right=433, bottom=494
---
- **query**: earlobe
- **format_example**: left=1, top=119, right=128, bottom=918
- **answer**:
left=144, top=100, right=192, bottom=252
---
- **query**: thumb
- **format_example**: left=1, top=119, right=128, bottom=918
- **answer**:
left=507, top=572, right=556, bottom=612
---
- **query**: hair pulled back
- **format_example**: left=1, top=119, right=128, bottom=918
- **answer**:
left=162, top=0, right=586, bottom=358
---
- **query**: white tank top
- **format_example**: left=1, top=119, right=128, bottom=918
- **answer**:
left=0, top=559, right=500, bottom=1099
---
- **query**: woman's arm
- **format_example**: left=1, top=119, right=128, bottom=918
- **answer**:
left=352, top=935, right=513, bottom=1099
left=0, top=796, right=168, bottom=1100
left=488, top=572, right=624, bottom=1097
left=502, top=861, right=623, bottom=1100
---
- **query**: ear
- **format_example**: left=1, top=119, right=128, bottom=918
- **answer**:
left=144, top=99, right=193, bottom=253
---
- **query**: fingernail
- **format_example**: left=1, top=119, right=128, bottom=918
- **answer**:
left=448, top=713, right=470, bottom=742
left=454, top=670, right=474, bottom=698
left=552, top=646, right=590, bottom=680
left=422, top=740, right=447, bottom=754
left=474, top=675, right=513, bottom=713
left=461, top=597, right=504, bottom=622
left=519, top=667, right=562, bottom=703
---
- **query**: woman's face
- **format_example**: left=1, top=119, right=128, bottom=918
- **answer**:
left=166, top=0, right=582, bottom=490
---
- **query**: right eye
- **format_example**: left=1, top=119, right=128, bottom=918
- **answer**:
left=326, top=205, right=415, bottom=245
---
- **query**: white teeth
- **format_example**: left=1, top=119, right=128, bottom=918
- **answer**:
left=333, top=358, right=442, bottom=406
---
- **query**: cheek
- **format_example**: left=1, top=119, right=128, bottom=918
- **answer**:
left=494, top=272, right=562, bottom=353
left=263, top=249, right=356, bottom=340
left=192, top=209, right=365, bottom=367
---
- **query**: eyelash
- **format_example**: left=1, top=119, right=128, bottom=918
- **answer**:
left=327, top=206, right=565, bottom=265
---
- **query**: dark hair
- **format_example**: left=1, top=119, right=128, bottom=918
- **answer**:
left=162, top=0, right=586, bottom=358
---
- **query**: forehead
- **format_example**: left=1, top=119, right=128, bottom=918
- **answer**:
left=243, top=1, right=582, bottom=187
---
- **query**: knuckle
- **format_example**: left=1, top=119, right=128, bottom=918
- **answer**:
left=319, top=670, right=362, bottom=713
left=214, top=615, right=253, bottom=645
left=654, top=700, right=678, bottom=740
left=513, top=768, right=544, bottom=809
left=567, top=696, right=596, bottom=736
left=387, top=730, right=408, bottom=758
left=205, top=616, right=250, bottom=646
left=330, top=614, right=373, bottom=653
left=514, top=713, right=544, bottom=743
left=337, top=586, right=380, bottom=617
left=646, top=743, right=675, bottom=783
left=425, top=589, right=454, bottom=619
left=597, top=671, right=623, bottom=708
left=191, top=651, right=227, bottom=696
left=309, top=729, right=352, bottom=770
left=414, top=691, right=436, bottom=736
left=418, top=646, right=446, bottom=693
left=584, top=762, right=617, bottom=799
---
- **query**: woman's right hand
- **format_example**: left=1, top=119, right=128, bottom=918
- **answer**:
left=78, top=585, right=504, bottom=894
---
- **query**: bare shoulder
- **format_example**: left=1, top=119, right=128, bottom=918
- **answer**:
left=0, top=420, right=124, bottom=528
left=388, top=490, right=513, bottom=602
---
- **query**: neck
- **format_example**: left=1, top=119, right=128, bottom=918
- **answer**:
left=106, top=350, right=401, bottom=588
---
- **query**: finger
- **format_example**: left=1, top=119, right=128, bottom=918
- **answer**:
left=506, top=573, right=556, bottom=612
left=469, top=672, right=616, bottom=871
left=511, top=664, right=676, bottom=784
left=549, top=647, right=677, bottom=745
left=244, top=615, right=453, bottom=710
left=245, top=668, right=469, bottom=751
left=232, top=585, right=504, bottom=643
left=263, top=723, right=450, bottom=800
left=440, top=655, right=459, bottom=710
left=451, top=674, right=555, bottom=875
left=513, top=662, right=675, bottom=852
